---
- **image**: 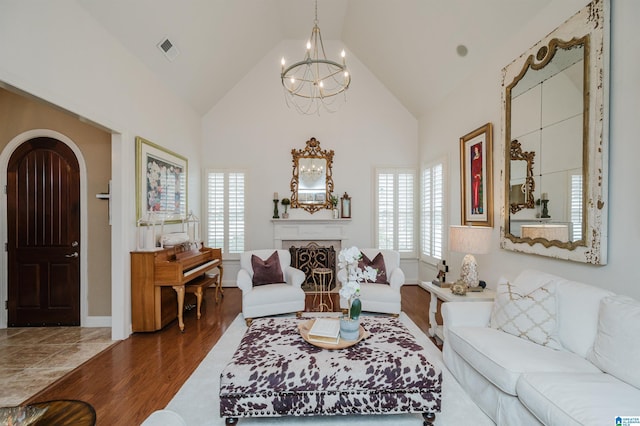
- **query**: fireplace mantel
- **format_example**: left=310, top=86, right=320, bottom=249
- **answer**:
left=272, top=218, right=351, bottom=248
left=271, top=219, right=351, bottom=225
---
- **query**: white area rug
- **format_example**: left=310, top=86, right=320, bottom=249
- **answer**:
left=162, top=313, right=493, bottom=426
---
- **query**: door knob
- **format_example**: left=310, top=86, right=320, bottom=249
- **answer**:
left=65, top=252, right=79, bottom=258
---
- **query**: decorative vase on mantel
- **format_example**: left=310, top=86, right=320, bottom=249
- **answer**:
left=332, top=208, right=339, bottom=219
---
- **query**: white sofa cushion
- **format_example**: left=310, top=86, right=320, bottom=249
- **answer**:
left=447, top=326, right=601, bottom=395
left=241, top=283, right=305, bottom=319
left=359, top=283, right=402, bottom=314
left=587, top=295, right=640, bottom=389
left=517, top=372, right=640, bottom=426
left=556, top=280, right=614, bottom=357
left=511, top=269, right=567, bottom=291
left=490, top=278, right=562, bottom=349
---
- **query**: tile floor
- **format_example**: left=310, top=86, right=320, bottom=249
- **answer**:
left=0, top=327, right=114, bottom=406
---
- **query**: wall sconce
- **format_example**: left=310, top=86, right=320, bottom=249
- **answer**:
left=449, top=225, right=492, bottom=290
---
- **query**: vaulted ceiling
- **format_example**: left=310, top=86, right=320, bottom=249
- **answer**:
left=77, top=0, right=552, bottom=118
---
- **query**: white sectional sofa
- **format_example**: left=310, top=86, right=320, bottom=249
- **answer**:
left=442, top=269, right=640, bottom=425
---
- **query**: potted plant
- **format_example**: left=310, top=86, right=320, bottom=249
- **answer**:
left=330, top=194, right=339, bottom=219
left=281, top=198, right=291, bottom=219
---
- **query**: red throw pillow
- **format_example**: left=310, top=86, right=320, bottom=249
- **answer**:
left=251, top=251, right=284, bottom=286
left=358, top=252, right=388, bottom=284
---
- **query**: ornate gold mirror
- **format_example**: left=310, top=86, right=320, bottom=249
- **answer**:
left=501, top=0, right=608, bottom=264
left=290, top=137, right=334, bottom=214
left=509, top=140, right=535, bottom=214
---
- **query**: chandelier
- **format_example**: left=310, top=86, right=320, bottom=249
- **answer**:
left=300, top=161, right=324, bottom=181
left=280, top=0, right=351, bottom=115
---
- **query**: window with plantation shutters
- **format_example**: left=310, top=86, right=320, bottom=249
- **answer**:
left=570, top=174, right=582, bottom=241
left=375, top=168, right=416, bottom=256
left=397, top=173, right=415, bottom=251
left=421, top=160, right=445, bottom=263
left=205, top=170, right=245, bottom=254
left=377, top=172, right=394, bottom=250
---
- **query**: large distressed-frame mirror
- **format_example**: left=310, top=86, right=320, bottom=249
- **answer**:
left=501, top=0, right=609, bottom=264
left=290, top=137, right=334, bottom=214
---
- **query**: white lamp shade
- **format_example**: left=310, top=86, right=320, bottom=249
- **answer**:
left=449, top=225, right=492, bottom=255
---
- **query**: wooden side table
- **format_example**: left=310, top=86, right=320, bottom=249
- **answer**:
left=419, top=281, right=495, bottom=342
left=312, top=268, right=334, bottom=312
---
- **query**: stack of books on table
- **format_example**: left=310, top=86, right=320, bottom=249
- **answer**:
left=308, top=318, right=341, bottom=344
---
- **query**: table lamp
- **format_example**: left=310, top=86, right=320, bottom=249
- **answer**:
left=449, top=225, right=492, bottom=290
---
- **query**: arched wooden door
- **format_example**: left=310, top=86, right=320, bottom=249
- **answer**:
left=7, top=137, right=80, bottom=326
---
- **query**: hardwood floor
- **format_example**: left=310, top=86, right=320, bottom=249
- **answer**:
left=24, top=285, right=436, bottom=425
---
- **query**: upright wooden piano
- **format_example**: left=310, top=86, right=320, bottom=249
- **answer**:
left=131, top=244, right=223, bottom=332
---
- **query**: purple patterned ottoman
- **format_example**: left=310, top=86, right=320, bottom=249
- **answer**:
left=220, top=316, right=441, bottom=425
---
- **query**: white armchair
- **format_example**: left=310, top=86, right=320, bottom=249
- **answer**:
left=237, top=249, right=305, bottom=325
left=338, top=249, right=405, bottom=315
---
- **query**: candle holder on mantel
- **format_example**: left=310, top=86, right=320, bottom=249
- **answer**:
left=272, top=192, right=280, bottom=219
left=541, top=200, right=550, bottom=218
left=540, top=193, right=550, bottom=218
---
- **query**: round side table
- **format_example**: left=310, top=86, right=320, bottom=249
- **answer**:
left=311, top=268, right=334, bottom=312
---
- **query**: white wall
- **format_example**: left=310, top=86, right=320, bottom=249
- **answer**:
left=419, top=0, right=640, bottom=301
left=0, top=1, right=202, bottom=339
left=202, top=40, right=419, bottom=283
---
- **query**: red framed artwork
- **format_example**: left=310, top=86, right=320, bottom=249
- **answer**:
left=460, top=123, right=493, bottom=227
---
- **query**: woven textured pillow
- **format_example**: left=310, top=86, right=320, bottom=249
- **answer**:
left=490, top=280, right=562, bottom=349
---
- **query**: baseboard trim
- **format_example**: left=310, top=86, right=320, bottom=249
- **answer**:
left=84, top=316, right=111, bottom=327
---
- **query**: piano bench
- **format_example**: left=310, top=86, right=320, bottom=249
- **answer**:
left=186, top=274, right=218, bottom=319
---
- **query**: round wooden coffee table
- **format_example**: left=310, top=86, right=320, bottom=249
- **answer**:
left=29, top=399, right=96, bottom=426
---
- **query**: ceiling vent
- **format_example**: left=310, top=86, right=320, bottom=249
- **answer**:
left=157, top=37, right=180, bottom=62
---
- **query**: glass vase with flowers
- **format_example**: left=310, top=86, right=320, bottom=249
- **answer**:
left=338, top=246, right=377, bottom=340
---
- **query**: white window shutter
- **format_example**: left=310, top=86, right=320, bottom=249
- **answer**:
left=421, top=162, right=444, bottom=261
left=375, top=169, right=416, bottom=255
left=206, top=170, right=246, bottom=254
